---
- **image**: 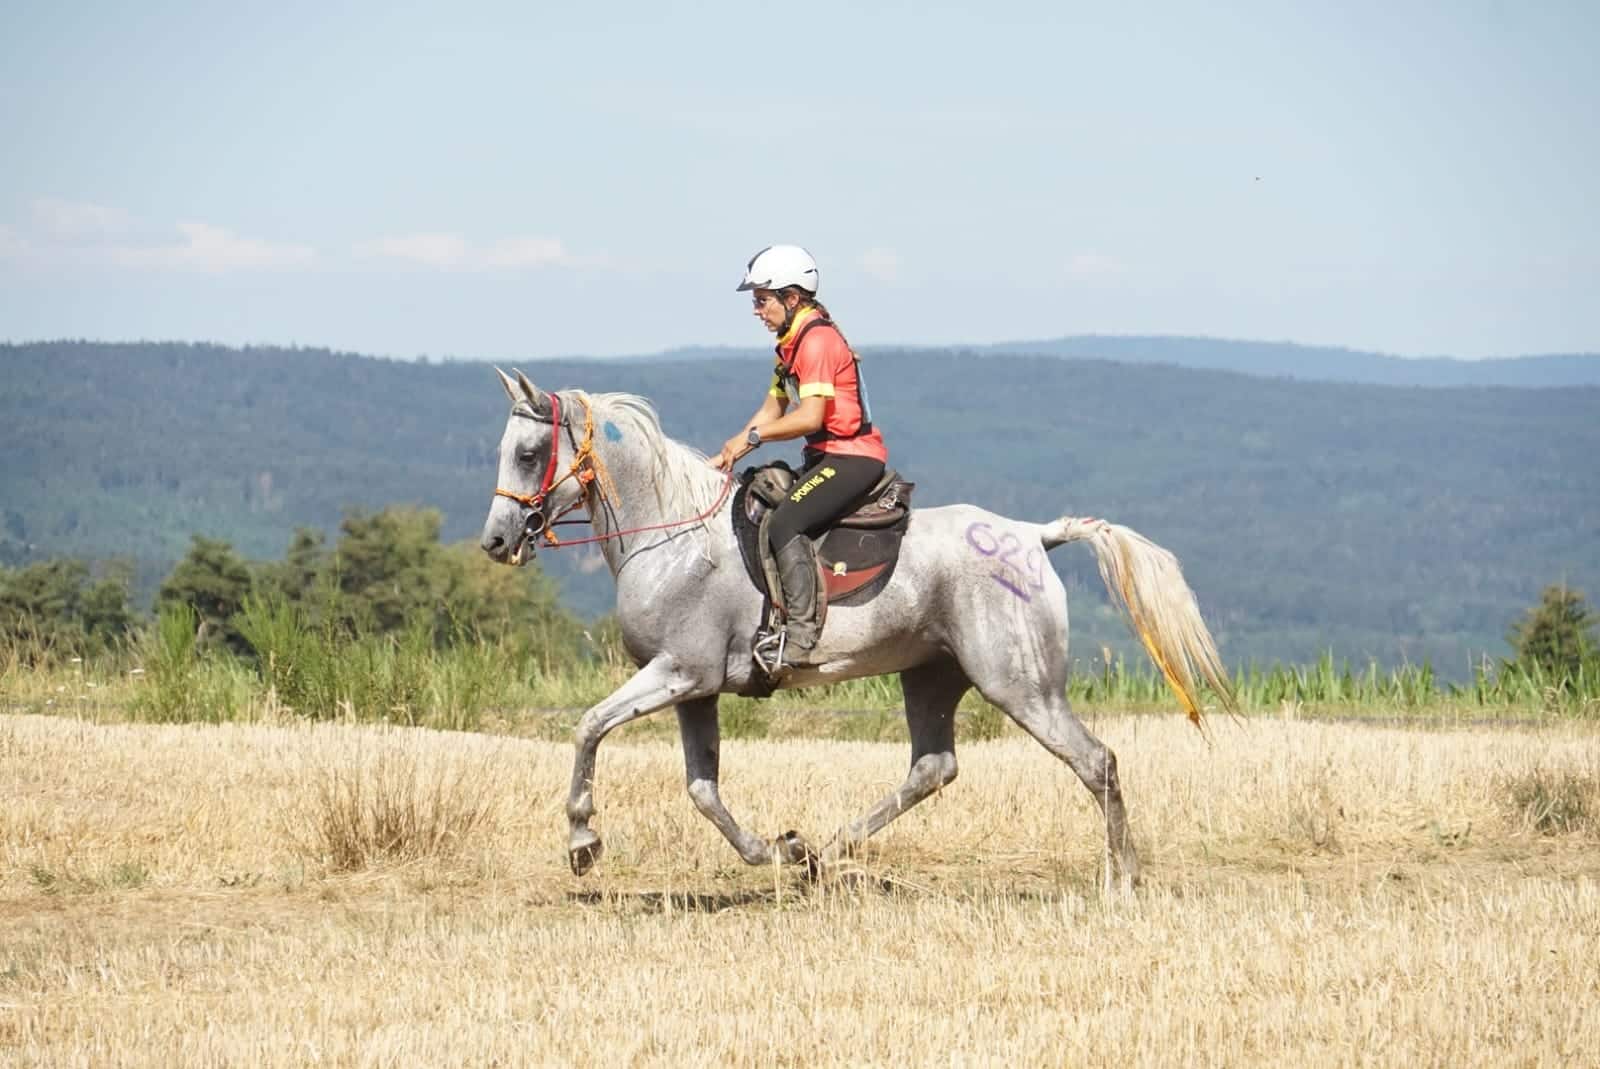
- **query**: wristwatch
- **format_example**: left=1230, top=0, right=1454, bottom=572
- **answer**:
left=746, top=426, right=762, bottom=448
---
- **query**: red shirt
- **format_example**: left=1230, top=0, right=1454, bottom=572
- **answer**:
left=769, top=308, right=889, bottom=463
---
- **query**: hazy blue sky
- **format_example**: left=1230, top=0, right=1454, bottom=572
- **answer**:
left=2, top=1, right=1595, bottom=359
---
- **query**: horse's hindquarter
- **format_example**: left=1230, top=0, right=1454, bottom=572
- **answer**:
left=602, top=504, right=1072, bottom=692
left=803, top=505, right=1071, bottom=680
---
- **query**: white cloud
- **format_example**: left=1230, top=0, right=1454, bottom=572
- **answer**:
left=360, top=232, right=571, bottom=271
left=482, top=237, right=567, bottom=268
left=1065, top=252, right=1124, bottom=278
left=859, top=247, right=902, bottom=283
left=111, top=222, right=316, bottom=271
left=3, top=204, right=313, bottom=272
left=359, top=232, right=471, bottom=268
left=31, top=198, right=128, bottom=239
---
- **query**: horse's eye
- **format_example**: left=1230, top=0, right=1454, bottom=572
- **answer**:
left=519, top=450, right=539, bottom=465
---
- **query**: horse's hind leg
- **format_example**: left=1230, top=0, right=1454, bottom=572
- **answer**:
left=676, top=696, right=793, bottom=867
left=993, top=688, right=1139, bottom=891
left=818, top=659, right=967, bottom=865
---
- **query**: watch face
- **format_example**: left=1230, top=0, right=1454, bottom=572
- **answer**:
left=747, top=428, right=761, bottom=445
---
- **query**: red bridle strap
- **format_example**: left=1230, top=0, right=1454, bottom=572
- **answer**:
left=493, top=392, right=566, bottom=512
left=491, top=392, right=737, bottom=551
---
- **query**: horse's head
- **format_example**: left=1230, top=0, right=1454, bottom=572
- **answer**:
left=480, top=368, right=580, bottom=565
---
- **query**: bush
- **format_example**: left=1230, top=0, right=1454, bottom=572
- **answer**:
left=1502, top=765, right=1598, bottom=836
left=294, top=744, right=499, bottom=871
left=1506, top=584, right=1599, bottom=688
left=130, top=603, right=251, bottom=722
left=157, top=536, right=254, bottom=654
left=236, top=590, right=504, bottom=727
left=0, top=558, right=135, bottom=662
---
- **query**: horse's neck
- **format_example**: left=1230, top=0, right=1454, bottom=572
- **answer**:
left=583, top=426, right=724, bottom=574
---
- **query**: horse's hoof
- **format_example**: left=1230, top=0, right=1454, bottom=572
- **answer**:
left=777, top=830, right=820, bottom=878
left=1103, top=861, right=1140, bottom=898
left=1116, top=853, right=1142, bottom=893
left=569, top=830, right=604, bottom=876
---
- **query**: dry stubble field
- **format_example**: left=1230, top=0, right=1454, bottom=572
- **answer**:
left=2, top=709, right=1598, bottom=1068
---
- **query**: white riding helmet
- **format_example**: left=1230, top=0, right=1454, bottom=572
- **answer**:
left=736, top=244, right=819, bottom=294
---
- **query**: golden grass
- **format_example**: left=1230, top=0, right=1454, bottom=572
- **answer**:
left=3, top=710, right=1598, bottom=1067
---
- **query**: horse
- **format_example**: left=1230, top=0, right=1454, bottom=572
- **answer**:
left=479, top=369, right=1235, bottom=890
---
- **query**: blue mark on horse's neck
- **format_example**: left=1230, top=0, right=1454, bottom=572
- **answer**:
left=604, top=421, right=623, bottom=442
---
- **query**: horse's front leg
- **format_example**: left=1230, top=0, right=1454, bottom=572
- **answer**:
left=677, top=696, right=813, bottom=868
left=566, top=655, right=705, bottom=875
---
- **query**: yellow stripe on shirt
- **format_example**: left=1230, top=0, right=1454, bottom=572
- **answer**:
left=776, top=306, right=821, bottom=346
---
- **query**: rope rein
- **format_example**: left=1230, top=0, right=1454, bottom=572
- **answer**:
left=494, top=394, right=735, bottom=550
left=540, top=472, right=736, bottom=549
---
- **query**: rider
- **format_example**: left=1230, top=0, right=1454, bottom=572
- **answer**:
left=711, top=245, right=888, bottom=671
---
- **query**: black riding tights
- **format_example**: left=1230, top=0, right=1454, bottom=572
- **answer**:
left=768, top=451, right=886, bottom=549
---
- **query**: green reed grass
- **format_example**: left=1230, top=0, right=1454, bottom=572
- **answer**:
left=130, top=604, right=253, bottom=723
left=7, top=619, right=1598, bottom=733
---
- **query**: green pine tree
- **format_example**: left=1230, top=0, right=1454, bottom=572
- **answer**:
left=157, top=536, right=254, bottom=652
left=1506, top=584, right=1597, bottom=683
left=0, top=558, right=135, bottom=658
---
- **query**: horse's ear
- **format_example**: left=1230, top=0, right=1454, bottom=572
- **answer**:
left=512, top=369, right=554, bottom=419
left=494, top=366, right=520, bottom=404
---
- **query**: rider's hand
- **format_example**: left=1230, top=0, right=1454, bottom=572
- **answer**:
left=710, top=432, right=749, bottom=472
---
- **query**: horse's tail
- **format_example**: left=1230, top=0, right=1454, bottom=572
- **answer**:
left=1042, top=517, right=1237, bottom=727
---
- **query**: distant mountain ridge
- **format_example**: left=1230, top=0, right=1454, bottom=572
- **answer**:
left=600, top=335, right=1600, bottom=389
left=977, top=336, right=1600, bottom=388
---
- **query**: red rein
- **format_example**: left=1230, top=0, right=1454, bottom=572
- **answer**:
left=538, top=471, right=736, bottom=549
left=494, top=394, right=736, bottom=550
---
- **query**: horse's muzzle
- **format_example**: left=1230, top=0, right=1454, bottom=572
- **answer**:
left=505, top=508, right=548, bottom=566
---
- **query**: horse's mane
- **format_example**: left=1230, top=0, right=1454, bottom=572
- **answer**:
left=566, top=390, right=726, bottom=527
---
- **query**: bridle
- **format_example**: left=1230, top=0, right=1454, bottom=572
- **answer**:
left=494, top=392, right=604, bottom=547
left=494, top=392, right=736, bottom=556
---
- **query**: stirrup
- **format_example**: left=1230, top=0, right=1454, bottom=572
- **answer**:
left=752, top=626, right=790, bottom=679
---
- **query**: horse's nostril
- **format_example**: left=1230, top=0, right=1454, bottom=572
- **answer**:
left=483, top=535, right=505, bottom=555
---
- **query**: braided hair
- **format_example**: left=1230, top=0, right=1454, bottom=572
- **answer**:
left=778, top=288, right=853, bottom=353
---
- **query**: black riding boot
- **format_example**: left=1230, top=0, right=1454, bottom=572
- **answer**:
left=775, top=535, right=820, bottom=653
left=753, top=535, right=820, bottom=676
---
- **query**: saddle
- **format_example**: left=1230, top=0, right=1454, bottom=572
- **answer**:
left=731, top=461, right=915, bottom=634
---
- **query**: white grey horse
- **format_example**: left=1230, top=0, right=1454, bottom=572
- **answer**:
left=479, top=371, right=1234, bottom=888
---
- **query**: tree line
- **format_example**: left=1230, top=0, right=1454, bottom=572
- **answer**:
left=4, top=517, right=1598, bottom=694
left=1, top=506, right=591, bottom=668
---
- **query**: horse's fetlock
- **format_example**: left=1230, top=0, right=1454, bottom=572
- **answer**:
left=1101, top=747, right=1121, bottom=789
left=911, top=752, right=958, bottom=790
left=686, top=778, right=720, bottom=814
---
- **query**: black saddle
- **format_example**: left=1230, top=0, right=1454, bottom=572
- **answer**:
left=731, top=461, right=915, bottom=611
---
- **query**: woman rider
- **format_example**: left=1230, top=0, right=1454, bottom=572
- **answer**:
left=711, top=245, right=889, bottom=672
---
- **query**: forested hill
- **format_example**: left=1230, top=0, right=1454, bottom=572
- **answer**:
left=3, top=340, right=1597, bottom=674
left=650, top=336, right=1600, bottom=388
left=980, top=336, right=1600, bottom=387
